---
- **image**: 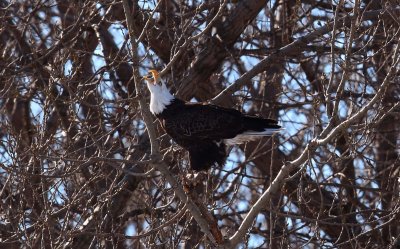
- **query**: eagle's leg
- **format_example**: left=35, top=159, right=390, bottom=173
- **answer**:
left=188, top=140, right=227, bottom=171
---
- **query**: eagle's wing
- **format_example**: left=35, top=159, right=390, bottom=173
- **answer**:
left=163, top=103, right=244, bottom=140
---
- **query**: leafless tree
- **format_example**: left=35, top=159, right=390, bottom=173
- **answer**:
left=0, top=0, right=399, bottom=248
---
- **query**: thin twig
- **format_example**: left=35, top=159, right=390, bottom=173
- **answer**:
left=159, top=0, right=229, bottom=78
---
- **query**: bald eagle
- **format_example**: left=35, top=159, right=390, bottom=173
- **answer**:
left=144, top=70, right=281, bottom=171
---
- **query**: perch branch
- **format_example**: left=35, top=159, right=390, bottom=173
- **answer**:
left=122, top=1, right=222, bottom=246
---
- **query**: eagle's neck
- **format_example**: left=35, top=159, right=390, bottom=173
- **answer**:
left=149, top=85, right=175, bottom=115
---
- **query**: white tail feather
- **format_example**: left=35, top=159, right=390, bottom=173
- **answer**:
left=242, top=128, right=282, bottom=136
left=224, top=128, right=282, bottom=145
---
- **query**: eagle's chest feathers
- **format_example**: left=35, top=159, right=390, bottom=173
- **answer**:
left=156, top=101, right=188, bottom=140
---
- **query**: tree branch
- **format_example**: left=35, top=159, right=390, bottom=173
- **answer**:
left=211, top=8, right=400, bottom=105
left=226, top=31, right=400, bottom=248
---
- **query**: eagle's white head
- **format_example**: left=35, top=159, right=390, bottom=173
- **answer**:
left=143, top=70, right=174, bottom=115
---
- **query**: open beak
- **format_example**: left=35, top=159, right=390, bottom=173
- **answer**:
left=143, top=74, right=157, bottom=85
left=143, top=75, right=156, bottom=85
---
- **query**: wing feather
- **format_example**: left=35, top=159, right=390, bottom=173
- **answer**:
left=163, top=103, right=243, bottom=141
